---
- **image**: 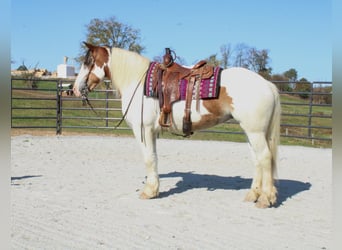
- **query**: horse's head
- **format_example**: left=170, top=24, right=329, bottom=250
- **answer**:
left=73, top=42, right=111, bottom=98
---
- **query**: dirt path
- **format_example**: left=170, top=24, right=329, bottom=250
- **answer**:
left=11, top=135, right=332, bottom=249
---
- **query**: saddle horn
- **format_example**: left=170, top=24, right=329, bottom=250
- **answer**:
left=163, top=48, right=176, bottom=67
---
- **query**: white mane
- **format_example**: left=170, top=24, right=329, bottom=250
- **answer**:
left=110, top=48, right=150, bottom=91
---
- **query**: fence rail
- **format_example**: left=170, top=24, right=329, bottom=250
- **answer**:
left=11, top=78, right=332, bottom=146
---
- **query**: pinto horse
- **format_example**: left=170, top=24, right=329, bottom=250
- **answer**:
left=73, top=42, right=281, bottom=208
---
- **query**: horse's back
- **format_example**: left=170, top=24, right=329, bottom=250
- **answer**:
left=221, top=67, right=273, bottom=93
left=221, top=67, right=278, bottom=129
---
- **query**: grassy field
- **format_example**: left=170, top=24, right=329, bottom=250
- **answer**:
left=11, top=79, right=332, bottom=148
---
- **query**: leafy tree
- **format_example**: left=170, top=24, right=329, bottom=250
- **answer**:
left=77, top=16, right=145, bottom=64
left=283, top=68, right=298, bottom=90
left=258, top=67, right=272, bottom=80
left=284, top=68, right=298, bottom=82
left=294, top=77, right=311, bottom=99
left=271, top=74, right=291, bottom=91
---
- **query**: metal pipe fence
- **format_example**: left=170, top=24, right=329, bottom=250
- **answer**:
left=11, top=78, right=332, bottom=146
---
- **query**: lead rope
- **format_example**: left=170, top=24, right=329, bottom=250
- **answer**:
left=81, top=86, right=101, bottom=116
left=82, top=96, right=99, bottom=116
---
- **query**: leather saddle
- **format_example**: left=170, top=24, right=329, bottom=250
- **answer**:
left=153, top=48, right=214, bottom=136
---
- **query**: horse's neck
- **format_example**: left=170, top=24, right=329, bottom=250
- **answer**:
left=110, top=48, right=150, bottom=92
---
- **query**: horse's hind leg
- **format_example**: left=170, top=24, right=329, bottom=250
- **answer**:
left=244, top=132, right=277, bottom=208
left=133, top=126, right=160, bottom=199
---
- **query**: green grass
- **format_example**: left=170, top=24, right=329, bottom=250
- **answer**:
left=11, top=79, right=332, bottom=148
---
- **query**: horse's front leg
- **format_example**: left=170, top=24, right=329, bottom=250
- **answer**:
left=134, top=126, right=160, bottom=199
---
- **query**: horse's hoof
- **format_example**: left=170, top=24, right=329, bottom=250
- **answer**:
left=140, top=192, right=152, bottom=199
left=139, top=185, right=159, bottom=199
left=255, top=194, right=271, bottom=208
left=244, top=189, right=259, bottom=203
left=139, top=192, right=159, bottom=199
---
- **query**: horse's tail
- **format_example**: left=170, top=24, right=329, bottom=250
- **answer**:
left=267, top=83, right=281, bottom=178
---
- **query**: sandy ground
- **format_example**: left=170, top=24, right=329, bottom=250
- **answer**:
left=11, top=135, right=332, bottom=249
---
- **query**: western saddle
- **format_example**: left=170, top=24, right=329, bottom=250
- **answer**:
left=153, top=48, right=214, bottom=136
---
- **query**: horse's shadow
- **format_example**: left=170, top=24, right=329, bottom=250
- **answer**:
left=159, top=171, right=311, bottom=207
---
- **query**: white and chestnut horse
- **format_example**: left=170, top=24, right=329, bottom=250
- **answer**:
left=73, top=42, right=281, bottom=208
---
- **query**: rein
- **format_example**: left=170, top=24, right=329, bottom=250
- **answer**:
left=82, top=72, right=146, bottom=130
left=114, top=71, right=147, bottom=130
left=82, top=95, right=99, bottom=116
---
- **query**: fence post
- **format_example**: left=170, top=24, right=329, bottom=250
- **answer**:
left=308, top=81, right=314, bottom=138
left=104, top=80, right=110, bottom=127
left=11, top=78, right=13, bottom=129
left=56, top=80, right=62, bottom=135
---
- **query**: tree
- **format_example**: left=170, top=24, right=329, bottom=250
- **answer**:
left=16, top=61, right=40, bottom=89
left=271, top=74, right=291, bottom=91
left=258, top=67, right=272, bottom=80
left=283, top=68, right=298, bottom=90
left=17, top=64, right=28, bottom=71
left=247, top=48, right=270, bottom=73
left=284, top=68, right=298, bottom=82
left=220, top=43, right=233, bottom=69
left=294, top=77, right=311, bottom=99
left=206, top=54, right=221, bottom=67
left=232, top=43, right=271, bottom=73
left=233, top=43, right=249, bottom=68
left=77, top=16, right=145, bottom=64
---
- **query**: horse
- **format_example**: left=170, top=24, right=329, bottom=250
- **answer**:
left=73, top=42, right=281, bottom=208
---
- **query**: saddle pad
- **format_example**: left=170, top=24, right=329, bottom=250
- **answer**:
left=144, top=62, right=159, bottom=97
left=179, top=66, right=222, bottom=100
left=144, top=62, right=222, bottom=100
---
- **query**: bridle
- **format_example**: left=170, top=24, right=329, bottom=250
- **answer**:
left=80, top=50, right=94, bottom=104
left=80, top=48, right=110, bottom=113
left=80, top=64, right=96, bottom=113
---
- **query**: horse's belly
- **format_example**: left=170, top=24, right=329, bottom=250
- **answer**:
left=171, top=99, right=231, bottom=132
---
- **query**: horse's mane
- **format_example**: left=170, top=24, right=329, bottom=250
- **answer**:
left=110, top=48, right=150, bottom=90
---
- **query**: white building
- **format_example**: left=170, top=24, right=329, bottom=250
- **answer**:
left=57, top=56, right=75, bottom=78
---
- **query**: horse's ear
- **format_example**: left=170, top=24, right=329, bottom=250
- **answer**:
left=83, top=42, right=96, bottom=50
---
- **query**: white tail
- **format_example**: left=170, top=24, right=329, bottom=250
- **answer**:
left=266, top=83, right=281, bottom=178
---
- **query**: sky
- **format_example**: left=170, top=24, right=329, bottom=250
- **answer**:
left=11, top=0, right=331, bottom=81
